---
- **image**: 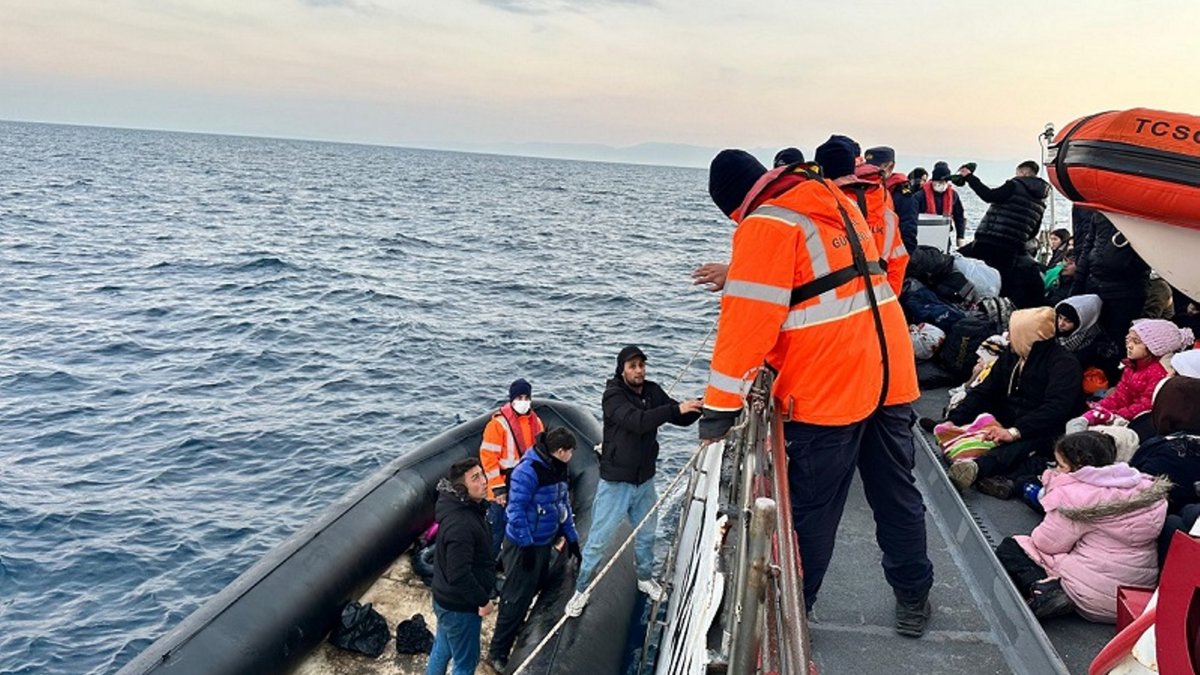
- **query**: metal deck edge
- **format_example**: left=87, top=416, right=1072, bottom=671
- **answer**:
left=913, top=428, right=1071, bottom=675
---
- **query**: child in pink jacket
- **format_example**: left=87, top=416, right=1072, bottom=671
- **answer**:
left=994, top=432, right=1169, bottom=622
left=1069, top=319, right=1193, bottom=433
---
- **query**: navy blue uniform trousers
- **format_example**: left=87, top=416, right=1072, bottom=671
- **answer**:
left=785, top=403, right=934, bottom=609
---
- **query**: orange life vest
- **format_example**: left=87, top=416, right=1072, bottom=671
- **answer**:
left=840, top=177, right=908, bottom=296
left=704, top=167, right=920, bottom=426
left=921, top=181, right=955, bottom=216
left=479, top=403, right=544, bottom=498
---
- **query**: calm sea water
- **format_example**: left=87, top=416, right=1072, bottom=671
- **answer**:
left=0, top=121, right=1038, bottom=674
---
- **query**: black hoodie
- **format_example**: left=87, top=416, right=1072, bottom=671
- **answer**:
left=600, top=375, right=700, bottom=484
left=431, top=479, right=494, bottom=613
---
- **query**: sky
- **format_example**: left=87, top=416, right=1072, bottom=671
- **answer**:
left=3, top=0, right=1199, bottom=167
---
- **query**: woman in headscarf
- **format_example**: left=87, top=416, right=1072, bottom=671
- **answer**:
left=944, top=308, right=1086, bottom=496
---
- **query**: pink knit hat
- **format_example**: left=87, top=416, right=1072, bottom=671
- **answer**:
left=1130, top=319, right=1195, bottom=357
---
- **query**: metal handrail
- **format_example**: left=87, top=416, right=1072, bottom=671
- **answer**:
left=728, top=371, right=812, bottom=675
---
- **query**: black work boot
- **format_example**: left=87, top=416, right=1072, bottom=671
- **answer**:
left=895, top=590, right=932, bottom=638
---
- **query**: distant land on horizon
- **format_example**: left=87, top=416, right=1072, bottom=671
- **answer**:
left=6, top=118, right=1032, bottom=183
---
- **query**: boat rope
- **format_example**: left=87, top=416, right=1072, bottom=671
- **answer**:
left=512, top=358, right=758, bottom=675
left=663, top=317, right=718, bottom=398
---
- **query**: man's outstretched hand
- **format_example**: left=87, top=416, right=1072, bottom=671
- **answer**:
left=691, top=263, right=729, bottom=292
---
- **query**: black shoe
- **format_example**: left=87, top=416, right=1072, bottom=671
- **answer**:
left=1028, top=579, right=1074, bottom=620
left=976, top=476, right=1016, bottom=500
left=895, top=591, right=932, bottom=637
left=918, top=417, right=939, bottom=433
left=488, top=654, right=509, bottom=674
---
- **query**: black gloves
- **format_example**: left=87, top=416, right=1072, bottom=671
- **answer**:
left=566, top=540, right=582, bottom=565
left=520, top=546, right=537, bottom=571
left=698, top=408, right=739, bottom=441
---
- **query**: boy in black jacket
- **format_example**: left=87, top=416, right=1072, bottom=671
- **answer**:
left=428, top=459, right=495, bottom=675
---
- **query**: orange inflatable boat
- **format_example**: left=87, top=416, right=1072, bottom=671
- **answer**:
left=1047, top=108, right=1200, bottom=230
left=1047, top=108, right=1200, bottom=299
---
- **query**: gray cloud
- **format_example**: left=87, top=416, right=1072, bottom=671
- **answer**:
left=476, top=0, right=655, bottom=15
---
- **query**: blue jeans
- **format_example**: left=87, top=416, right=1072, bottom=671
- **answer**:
left=575, top=478, right=657, bottom=592
left=487, top=501, right=506, bottom=559
left=426, top=600, right=482, bottom=675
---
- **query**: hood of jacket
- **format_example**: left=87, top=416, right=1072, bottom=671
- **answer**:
left=1009, top=307, right=1056, bottom=360
left=1041, top=465, right=1172, bottom=523
left=435, top=477, right=488, bottom=520
left=1057, top=294, right=1102, bottom=335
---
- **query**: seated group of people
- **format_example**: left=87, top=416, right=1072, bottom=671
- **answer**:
left=914, top=217, right=1200, bottom=624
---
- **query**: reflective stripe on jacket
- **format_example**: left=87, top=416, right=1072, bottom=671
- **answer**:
left=479, top=404, right=544, bottom=499
left=703, top=172, right=919, bottom=425
left=843, top=178, right=909, bottom=297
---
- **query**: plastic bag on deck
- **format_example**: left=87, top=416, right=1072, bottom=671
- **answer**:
left=329, top=601, right=390, bottom=657
left=952, top=254, right=1002, bottom=299
left=395, top=613, right=435, bottom=654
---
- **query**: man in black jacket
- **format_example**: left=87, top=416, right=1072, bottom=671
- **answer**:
left=954, top=161, right=1051, bottom=309
left=428, top=458, right=495, bottom=675
left=943, top=308, right=1084, bottom=497
left=565, top=344, right=702, bottom=617
left=1070, top=205, right=1150, bottom=354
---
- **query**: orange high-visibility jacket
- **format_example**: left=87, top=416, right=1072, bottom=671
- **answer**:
left=479, top=403, right=544, bottom=499
left=840, top=177, right=909, bottom=296
left=703, top=171, right=919, bottom=426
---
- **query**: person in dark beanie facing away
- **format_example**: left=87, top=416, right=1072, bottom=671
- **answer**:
left=479, top=378, right=545, bottom=558
left=818, top=137, right=908, bottom=295
left=565, top=345, right=702, bottom=617
left=428, top=458, right=495, bottom=675
left=953, top=161, right=1051, bottom=309
left=913, top=161, right=966, bottom=245
left=696, top=145, right=935, bottom=638
left=487, top=428, right=581, bottom=671
left=864, top=145, right=920, bottom=254
left=773, top=146, right=805, bottom=167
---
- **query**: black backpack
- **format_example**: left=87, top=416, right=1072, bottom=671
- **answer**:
left=938, top=316, right=997, bottom=381
left=329, top=601, right=390, bottom=657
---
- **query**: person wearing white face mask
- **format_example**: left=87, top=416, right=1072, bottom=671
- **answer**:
left=913, top=161, right=966, bottom=246
left=479, top=378, right=545, bottom=558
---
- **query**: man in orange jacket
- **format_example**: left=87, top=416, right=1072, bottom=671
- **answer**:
left=479, top=378, right=544, bottom=557
left=699, top=138, right=934, bottom=637
left=819, top=138, right=908, bottom=296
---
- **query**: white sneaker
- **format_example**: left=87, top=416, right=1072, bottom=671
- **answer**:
left=565, top=590, right=589, bottom=618
left=637, top=579, right=666, bottom=602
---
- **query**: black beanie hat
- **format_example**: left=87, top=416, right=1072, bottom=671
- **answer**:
left=509, top=378, right=531, bottom=401
left=615, top=344, right=647, bottom=376
left=931, top=161, right=952, bottom=181
left=773, top=147, right=805, bottom=167
left=709, top=150, right=767, bottom=218
left=814, top=135, right=861, bottom=179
